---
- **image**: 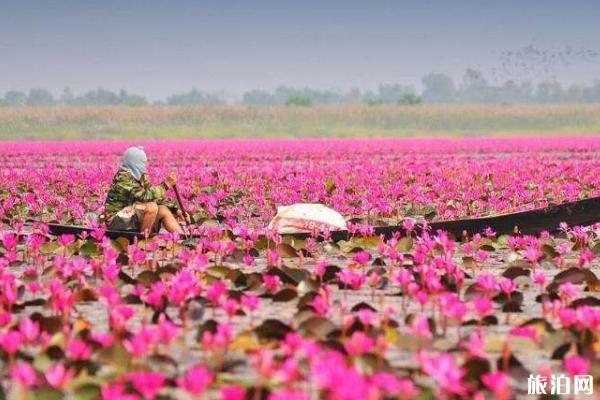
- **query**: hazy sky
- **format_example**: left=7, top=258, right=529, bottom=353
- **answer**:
left=1, top=0, right=599, bottom=99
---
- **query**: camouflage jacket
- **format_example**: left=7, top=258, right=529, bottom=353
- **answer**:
left=104, top=171, right=177, bottom=221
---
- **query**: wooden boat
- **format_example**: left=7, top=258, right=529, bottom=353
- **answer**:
left=46, top=196, right=600, bottom=242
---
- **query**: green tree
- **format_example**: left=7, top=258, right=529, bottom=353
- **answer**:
left=422, top=73, right=456, bottom=103
left=166, top=89, right=224, bottom=106
left=76, top=88, right=120, bottom=105
left=397, top=92, right=422, bottom=105
left=536, top=81, right=563, bottom=103
left=365, top=98, right=384, bottom=106
left=26, top=88, right=55, bottom=106
left=285, top=96, right=312, bottom=106
left=60, top=87, right=74, bottom=105
left=378, top=83, right=415, bottom=104
left=119, top=89, right=147, bottom=106
left=2, top=90, right=27, bottom=106
left=242, top=90, right=277, bottom=106
left=461, top=69, right=489, bottom=102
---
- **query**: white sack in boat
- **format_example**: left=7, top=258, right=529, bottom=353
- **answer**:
left=268, top=203, right=348, bottom=234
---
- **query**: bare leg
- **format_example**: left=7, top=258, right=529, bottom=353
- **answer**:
left=138, top=202, right=159, bottom=234
left=157, top=205, right=184, bottom=234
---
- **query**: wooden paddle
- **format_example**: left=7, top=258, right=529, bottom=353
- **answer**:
left=173, top=184, right=192, bottom=238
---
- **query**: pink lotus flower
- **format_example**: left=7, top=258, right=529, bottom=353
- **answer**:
left=18, top=318, right=40, bottom=343
left=558, top=307, right=577, bottom=328
left=402, top=219, right=415, bottom=233
left=149, top=320, right=175, bottom=347
left=476, top=273, right=498, bottom=295
left=223, top=298, right=240, bottom=317
left=352, top=250, right=371, bottom=266
left=314, top=259, right=328, bottom=280
left=202, top=322, right=234, bottom=350
left=370, top=372, right=420, bottom=400
left=241, top=294, right=260, bottom=312
left=472, top=297, right=493, bottom=319
left=90, top=331, right=114, bottom=348
left=123, top=333, right=153, bottom=358
left=177, top=364, right=214, bottom=396
left=220, top=385, right=245, bottom=400
left=10, top=362, right=37, bottom=388
left=1, top=232, right=18, bottom=252
left=407, top=315, right=433, bottom=340
left=273, top=357, right=300, bottom=383
left=0, top=311, right=12, bottom=327
left=67, top=339, right=93, bottom=360
left=558, top=282, right=579, bottom=303
left=242, top=253, right=254, bottom=266
left=91, top=227, right=106, bottom=241
left=464, top=329, right=487, bottom=358
left=263, top=274, right=282, bottom=292
left=482, top=371, right=511, bottom=400
left=206, top=281, right=227, bottom=304
left=253, top=348, right=276, bottom=378
left=101, top=383, right=139, bottom=400
left=499, top=278, right=517, bottom=297
left=575, top=305, right=600, bottom=331
left=337, top=269, right=366, bottom=290
left=414, top=290, right=429, bottom=309
left=533, top=271, right=546, bottom=289
left=483, top=227, right=496, bottom=238
left=462, top=242, right=475, bottom=256
left=98, top=284, right=122, bottom=306
left=525, top=247, right=543, bottom=263
left=1, top=274, right=18, bottom=308
left=578, top=248, right=594, bottom=267
left=57, top=233, right=76, bottom=247
left=0, top=330, right=23, bottom=355
left=128, top=244, right=146, bottom=265
left=510, top=326, right=540, bottom=343
left=392, top=267, right=414, bottom=288
left=357, top=309, right=377, bottom=327
left=344, top=331, right=375, bottom=356
left=267, top=249, right=282, bottom=267
left=418, top=351, right=467, bottom=396
left=45, top=363, right=75, bottom=389
left=109, top=305, right=135, bottom=331
left=442, top=294, right=467, bottom=321
left=475, top=249, right=489, bottom=263
left=145, top=282, right=167, bottom=309
left=564, top=355, right=591, bottom=376
left=129, top=371, right=165, bottom=400
left=309, top=289, right=331, bottom=317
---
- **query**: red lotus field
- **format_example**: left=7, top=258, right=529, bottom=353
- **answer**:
left=0, top=137, right=598, bottom=399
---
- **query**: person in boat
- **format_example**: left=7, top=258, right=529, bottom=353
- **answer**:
left=104, top=147, right=185, bottom=234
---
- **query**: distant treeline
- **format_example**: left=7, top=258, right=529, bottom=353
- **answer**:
left=2, top=69, right=600, bottom=107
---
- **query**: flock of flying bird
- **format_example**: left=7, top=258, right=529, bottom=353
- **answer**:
left=489, top=44, right=599, bottom=83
